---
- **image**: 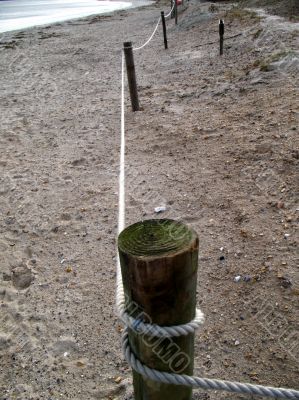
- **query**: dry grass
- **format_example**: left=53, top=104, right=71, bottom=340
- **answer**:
left=225, top=0, right=299, bottom=21
left=225, top=7, right=261, bottom=23
left=253, top=50, right=297, bottom=72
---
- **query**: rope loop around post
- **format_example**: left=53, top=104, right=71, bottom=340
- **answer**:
left=119, top=307, right=204, bottom=338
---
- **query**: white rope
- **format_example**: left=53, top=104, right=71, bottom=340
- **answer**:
left=118, top=51, right=125, bottom=235
left=165, top=0, right=176, bottom=18
left=122, top=329, right=299, bottom=399
left=133, top=16, right=161, bottom=51
left=116, top=50, right=126, bottom=325
left=116, top=8, right=299, bottom=400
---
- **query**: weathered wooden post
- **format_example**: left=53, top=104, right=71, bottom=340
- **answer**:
left=175, top=0, right=178, bottom=25
left=118, top=219, right=199, bottom=400
left=219, top=19, right=224, bottom=56
left=161, top=11, right=168, bottom=50
left=123, top=41, right=140, bottom=112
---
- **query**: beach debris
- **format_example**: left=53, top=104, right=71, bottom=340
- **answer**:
left=2, top=40, right=18, bottom=49
left=234, top=275, right=241, bottom=282
left=219, top=255, right=225, bottom=261
left=277, top=275, right=292, bottom=288
left=284, top=233, right=290, bottom=239
left=243, top=275, right=251, bottom=282
left=276, top=201, right=284, bottom=209
left=76, top=360, right=86, bottom=368
left=220, top=247, right=224, bottom=251
left=114, top=376, right=123, bottom=384
left=154, top=206, right=167, bottom=213
left=234, top=340, right=240, bottom=346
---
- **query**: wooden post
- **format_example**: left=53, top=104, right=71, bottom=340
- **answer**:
left=171, top=0, right=175, bottom=19
left=219, top=19, right=224, bottom=56
left=161, top=11, right=168, bottom=50
left=123, top=41, right=140, bottom=112
left=118, top=219, right=199, bottom=400
left=175, top=0, right=178, bottom=25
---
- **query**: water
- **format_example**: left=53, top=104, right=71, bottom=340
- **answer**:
left=0, top=0, right=135, bottom=33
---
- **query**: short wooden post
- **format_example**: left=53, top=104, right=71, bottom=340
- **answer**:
left=171, top=0, right=175, bottom=19
left=175, top=0, right=178, bottom=25
left=118, top=219, right=199, bottom=400
left=123, top=41, right=140, bottom=112
left=161, top=11, right=168, bottom=49
left=219, top=19, right=224, bottom=56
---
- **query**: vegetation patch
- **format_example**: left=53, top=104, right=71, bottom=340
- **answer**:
left=223, top=0, right=299, bottom=21
left=225, top=7, right=261, bottom=23
left=253, top=28, right=263, bottom=39
left=253, top=50, right=298, bottom=72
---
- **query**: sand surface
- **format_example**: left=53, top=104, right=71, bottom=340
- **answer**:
left=0, top=1, right=298, bottom=399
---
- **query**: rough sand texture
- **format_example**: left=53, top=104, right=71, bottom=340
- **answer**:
left=0, top=1, right=298, bottom=399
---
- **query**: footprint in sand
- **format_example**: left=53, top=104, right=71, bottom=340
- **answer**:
left=0, top=333, right=12, bottom=352
left=51, top=337, right=79, bottom=356
left=11, top=265, right=34, bottom=290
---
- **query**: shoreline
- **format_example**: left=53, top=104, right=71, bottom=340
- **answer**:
left=0, top=0, right=154, bottom=36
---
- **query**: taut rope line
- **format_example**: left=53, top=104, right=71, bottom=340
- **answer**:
left=116, top=4, right=299, bottom=399
left=133, top=16, right=161, bottom=51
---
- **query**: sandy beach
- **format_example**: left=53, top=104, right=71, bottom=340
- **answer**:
left=0, top=0, right=298, bottom=399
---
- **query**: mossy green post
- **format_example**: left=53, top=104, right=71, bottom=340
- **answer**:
left=118, top=219, right=199, bottom=400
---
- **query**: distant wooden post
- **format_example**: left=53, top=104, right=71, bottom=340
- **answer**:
left=161, top=11, right=168, bottom=49
left=219, top=19, right=224, bottom=55
left=118, top=219, right=199, bottom=400
left=175, top=0, right=178, bottom=25
left=123, top=41, right=140, bottom=112
left=171, top=0, right=175, bottom=19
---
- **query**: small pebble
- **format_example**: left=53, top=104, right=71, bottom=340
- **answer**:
left=234, top=275, right=241, bottom=282
left=154, top=206, right=166, bottom=213
left=114, top=376, right=122, bottom=384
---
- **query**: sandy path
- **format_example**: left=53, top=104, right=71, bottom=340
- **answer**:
left=0, top=1, right=298, bottom=399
